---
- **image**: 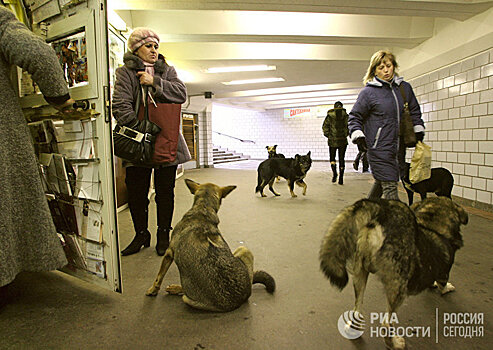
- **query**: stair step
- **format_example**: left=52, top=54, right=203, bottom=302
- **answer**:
left=214, top=158, right=249, bottom=164
left=212, top=145, right=249, bottom=164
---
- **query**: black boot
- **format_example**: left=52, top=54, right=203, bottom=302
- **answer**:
left=331, top=163, right=338, bottom=183
left=156, top=227, right=170, bottom=256
left=121, top=230, right=151, bottom=256
left=338, top=166, right=345, bottom=185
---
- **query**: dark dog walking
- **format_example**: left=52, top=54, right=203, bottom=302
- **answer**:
left=146, top=179, right=275, bottom=312
left=402, top=162, right=454, bottom=205
left=256, top=151, right=312, bottom=197
left=319, top=197, right=468, bottom=349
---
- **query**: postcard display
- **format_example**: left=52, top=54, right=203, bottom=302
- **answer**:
left=19, top=0, right=121, bottom=292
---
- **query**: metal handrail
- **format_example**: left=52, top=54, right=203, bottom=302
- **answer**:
left=213, top=131, right=255, bottom=143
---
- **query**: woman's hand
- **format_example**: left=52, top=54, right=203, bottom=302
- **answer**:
left=137, top=71, right=154, bottom=86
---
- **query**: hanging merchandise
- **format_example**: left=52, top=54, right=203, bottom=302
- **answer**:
left=409, top=141, right=432, bottom=184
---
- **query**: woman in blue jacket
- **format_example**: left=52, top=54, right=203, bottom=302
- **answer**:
left=348, top=50, right=425, bottom=200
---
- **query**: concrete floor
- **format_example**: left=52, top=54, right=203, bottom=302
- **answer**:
left=1, top=161, right=492, bottom=349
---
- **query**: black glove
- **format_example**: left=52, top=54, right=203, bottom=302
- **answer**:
left=355, top=137, right=368, bottom=152
left=127, top=119, right=161, bottom=135
left=415, top=132, right=424, bottom=142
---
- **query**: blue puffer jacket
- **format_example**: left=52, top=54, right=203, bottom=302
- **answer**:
left=348, top=76, right=424, bottom=182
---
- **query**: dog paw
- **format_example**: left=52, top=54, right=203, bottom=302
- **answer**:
left=434, top=281, right=455, bottom=295
left=165, top=284, right=184, bottom=295
left=261, top=194, right=267, bottom=197
left=384, top=336, right=406, bottom=350
left=146, top=286, right=159, bottom=296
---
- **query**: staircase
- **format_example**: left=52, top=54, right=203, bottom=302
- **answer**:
left=213, top=146, right=250, bottom=164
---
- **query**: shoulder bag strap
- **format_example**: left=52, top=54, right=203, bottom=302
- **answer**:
left=399, top=84, right=408, bottom=105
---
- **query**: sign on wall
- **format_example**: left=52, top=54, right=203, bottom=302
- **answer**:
left=283, top=105, right=331, bottom=119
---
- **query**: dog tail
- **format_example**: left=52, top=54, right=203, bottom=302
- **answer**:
left=319, top=200, right=374, bottom=290
left=253, top=270, right=276, bottom=293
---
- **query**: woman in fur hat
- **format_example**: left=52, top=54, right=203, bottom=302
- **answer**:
left=112, top=27, right=187, bottom=256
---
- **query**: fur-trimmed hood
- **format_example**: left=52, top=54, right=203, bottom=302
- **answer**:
left=123, top=52, right=169, bottom=74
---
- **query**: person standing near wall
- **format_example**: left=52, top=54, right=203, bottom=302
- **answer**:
left=322, top=101, right=349, bottom=185
left=0, top=7, right=75, bottom=300
left=112, top=27, right=187, bottom=256
left=348, top=50, right=424, bottom=200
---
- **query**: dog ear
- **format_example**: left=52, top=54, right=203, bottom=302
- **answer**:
left=274, top=145, right=277, bottom=149
left=265, top=146, right=269, bottom=149
left=307, top=151, right=311, bottom=157
left=185, top=179, right=200, bottom=194
left=220, top=185, right=237, bottom=199
left=295, top=154, right=300, bottom=159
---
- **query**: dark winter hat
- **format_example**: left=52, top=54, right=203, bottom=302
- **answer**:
left=127, top=27, right=160, bottom=53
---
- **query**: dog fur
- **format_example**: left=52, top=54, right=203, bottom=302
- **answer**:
left=146, top=179, right=276, bottom=312
left=255, top=151, right=312, bottom=198
left=319, top=197, right=468, bottom=349
left=402, top=162, right=454, bottom=205
left=266, top=145, right=286, bottom=182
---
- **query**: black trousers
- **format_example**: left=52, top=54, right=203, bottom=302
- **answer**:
left=125, top=165, right=177, bottom=233
left=329, top=145, right=347, bottom=167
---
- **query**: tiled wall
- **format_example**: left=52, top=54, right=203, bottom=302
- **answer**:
left=408, top=48, right=493, bottom=206
left=198, top=110, right=214, bottom=167
left=211, top=103, right=358, bottom=163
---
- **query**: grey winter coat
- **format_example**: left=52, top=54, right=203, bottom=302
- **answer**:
left=0, top=7, right=68, bottom=286
left=112, top=52, right=188, bottom=167
left=348, top=76, right=424, bottom=182
left=322, top=107, right=348, bottom=148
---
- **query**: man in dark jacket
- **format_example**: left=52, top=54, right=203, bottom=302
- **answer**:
left=322, top=101, right=349, bottom=184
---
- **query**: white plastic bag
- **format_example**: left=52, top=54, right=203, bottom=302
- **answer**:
left=409, top=141, right=432, bottom=184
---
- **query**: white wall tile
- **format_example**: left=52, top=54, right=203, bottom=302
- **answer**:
left=453, top=163, right=465, bottom=174
left=473, top=103, right=488, bottom=116
left=455, top=72, right=467, bottom=85
left=467, top=67, right=481, bottom=81
left=465, top=164, right=479, bottom=176
left=447, top=152, right=458, bottom=162
left=474, top=78, right=489, bottom=92
left=479, top=116, right=493, bottom=128
left=459, top=175, right=472, bottom=187
left=460, top=105, right=473, bottom=118
left=452, top=185, right=463, bottom=197
left=452, top=141, right=465, bottom=152
left=471, top=153, right=485, bottom=165
left=473, top=177, right=487, bottom=190
left=476, top=190, right=491, bottom=204
left=475, top=52, right=490, bottom=67
left=453, top=119, right=465, bottom=129
left=479, top=141, right=493, bottom=153
left=473, top=129, right=488, bottom=140
left=458, top=153, right=470, bottom=163
left=462, top=57, right=475, bottom=72
left=460, top=129, right=473, bottom=140
left=480, top=89, right=493, bottom=103
left=487, top=179, right=493, bottom=192
left=444, top=76, right=455, bottom=88
left=481, top=62, right=493, bottom=77
left=450, top=62, right=462, bottom=75
left=463, top=188, right=476, bottom=200
left=465, top=141, right=479, bottom=152
left=466, top=92, right=480, bottom=105
left=460, top=82, right=473, bottom=95
left=454, top=95, right=466, bottom=107
left=443, top=97, right=454, bottom=108
left=479, top=166, right=493, bottom=179
left=449, top=85, right=460, bottom=97
left=465, top=117, right=479, bottom=128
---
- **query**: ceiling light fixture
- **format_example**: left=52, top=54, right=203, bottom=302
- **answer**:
left=206, top=65, right=276, bottom=73
left=222, top=77, right=285, bottom=85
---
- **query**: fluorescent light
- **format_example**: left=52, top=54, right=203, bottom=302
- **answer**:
left=222, top=77, right=285, bottom=85
left=205, top=65, right=276, bottom=73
